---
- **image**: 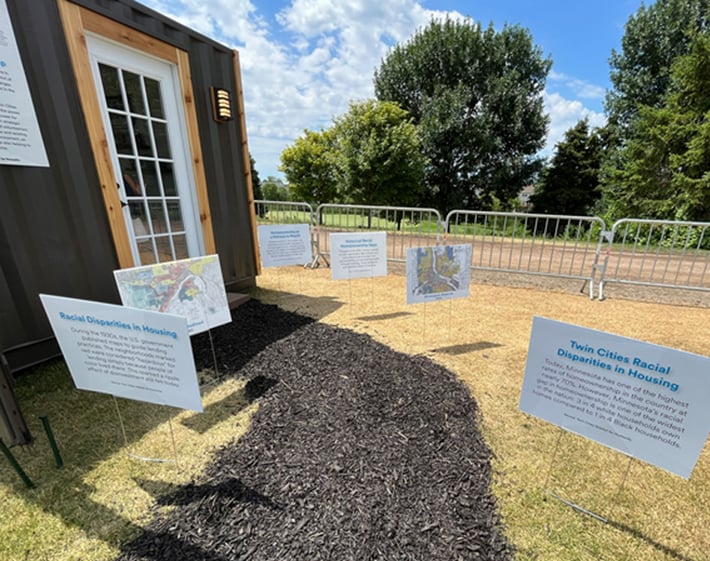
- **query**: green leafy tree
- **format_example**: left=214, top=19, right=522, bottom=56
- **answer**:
left=280, top=100, right=426, bottom=211
left=261, top=182, right=288, bottom=201
left=280, top=128, right=340, bottom=207
left=262, top=176, right=290, bottom=201
left=374, top=17, right=551, bottom=214
left=604, top=33, right=710, bottom=222
left=249, top=154, right=262, bottom=201
left=605, top=0, right=710, bottom=132
left=333, top=100, right=425, bottom=207
left=530, top=119, right=603, bottom=216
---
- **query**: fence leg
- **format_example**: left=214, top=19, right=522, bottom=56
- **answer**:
left=0, top=437, right=34, bottom=488
left=39, top=414, right=63, bottom=468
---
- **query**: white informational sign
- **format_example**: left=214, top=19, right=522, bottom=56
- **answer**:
left=257, top=224, right=312, bottom=267
left=330, top=231, right=387, bottom=280
left=114, top=254, right=231, bottom=336
left=0, top=0, right=49, bottom=167
left=519, top=316, right=710, bottom=479
left=40, top=294, right=202, bottom=412
left=406, top=244, right=472, bottom=304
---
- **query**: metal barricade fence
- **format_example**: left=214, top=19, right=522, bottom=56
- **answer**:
left=253, top=200, right=708, bottom=303
left=314, top=204, right=443, bottom=266
left=254, top=200, right=316, bottom=226
left=444, top=211, right=607, bottom=299
left=598, top=219, right=710, bottom=299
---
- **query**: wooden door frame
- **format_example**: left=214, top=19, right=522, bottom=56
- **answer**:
left=57, top=0, right=215, bottom=268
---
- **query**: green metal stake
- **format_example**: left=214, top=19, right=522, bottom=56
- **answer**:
left=38, top=414, right=63, bottom=468
left=0, top=437, right=34, bottom=488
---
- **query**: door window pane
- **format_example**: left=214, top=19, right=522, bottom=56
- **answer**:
left=109, top=113, right=131, bottom=154
left=155, top=236, right=174, bottom=262
left=119, top=158, right=142, bottom=196
left=140, top=160, right=161, bottom=196
left=152, top=121, right=171, bottom=159
left=166, top=201, right=184, bottom=233
left=145, top=78, right=164, bottom=118
left=123, top=71, right=146, bottom=115
left=99, top=64, right=123, bottom=110
left=160, top=162, right=176, bottom=196
left=149, top=201, right=167, bottom=233
left=132, top=117, right=153, bottom=156
left=128, top=201, right=149, bottom=236
left=137, top=240, right=157, bottom=264
left=172, top=234, right=189, bottom=260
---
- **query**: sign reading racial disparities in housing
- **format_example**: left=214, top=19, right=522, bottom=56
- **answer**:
left=114, top=255, right=231, bottom=336
left=519, top=317, right=710, bottom=479
left=257, top=224, right=313, bottom=268
left=405, top=244, right=472, bottom=304
left=330, top=232, right=387, bottom=280
left=0, top=0, right=49, bottom=167
left=40, top=294, right=202, bottom=412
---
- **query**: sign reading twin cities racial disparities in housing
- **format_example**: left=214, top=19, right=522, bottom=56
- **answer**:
left=257, top=223, right=313, bottom=268
left=0, top=0, right=49, bottom=167
left=330, top=231, right=387, bottom=280
left=405, top=244, right=472, bottom=305
left=40, top=294, right=203, bottom=412
left=519, top=316, right=710, bottom=479
left=114, top=255, right=231, bottom=336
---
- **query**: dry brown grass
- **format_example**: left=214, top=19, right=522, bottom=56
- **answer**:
left=1, top=265, right=706, bottom=561
left=254, top=266, right=709, bottom=561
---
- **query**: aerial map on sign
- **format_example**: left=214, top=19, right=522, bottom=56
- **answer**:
left=114, top=254, right=231, bottom=335
left=406, top=244, right=471, bottom=304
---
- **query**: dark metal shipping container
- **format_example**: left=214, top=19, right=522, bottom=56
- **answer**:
left=1, top=1, right=258, bottom=377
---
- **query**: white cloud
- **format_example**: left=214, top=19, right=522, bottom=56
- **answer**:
left=142, top=1, right=607, bottom=176
left=219, top=0, right=462, bottom=176
left=543, top=92, right=606, bottom=155
left=548, top=70, right=607, bottom=100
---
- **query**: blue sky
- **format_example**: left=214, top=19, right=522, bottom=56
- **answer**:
left=141, top=0, right=649, bottom=179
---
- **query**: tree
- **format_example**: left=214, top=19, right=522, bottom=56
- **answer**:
left=333, top=100, right=425, bottom=207
left=249, top=154, right=262, bottom=201
left=280, top=128, right=340, bottom=207
left=262, top=176, right=290, bottom=201
left=530, top=119, right=603, bottom=216
left=374, top=17, right=551, bottom=214
left=262, top=182, right=288, bottom=201
left=603, top=33, right=710, bottom=222
left=605, top=0, right=710, bottom=132
left=280, top=100, right=426, bottom=210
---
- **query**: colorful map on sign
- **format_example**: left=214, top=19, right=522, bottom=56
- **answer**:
left=406, top=244, right=472, bottom=304
left=114, top=255, right=231, bottom=335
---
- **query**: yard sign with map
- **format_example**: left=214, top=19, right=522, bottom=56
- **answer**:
left=406, top=244, right=472, bottom=304
left=114, top=255, right=231, bottom=335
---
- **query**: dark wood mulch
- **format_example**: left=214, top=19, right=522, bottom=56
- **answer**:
left=114, top=300, right=513, bottom=561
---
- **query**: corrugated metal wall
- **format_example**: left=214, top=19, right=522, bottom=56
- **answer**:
left=0, top=0, right=257, bottom=372
left=1, top=0, right=120, bottom=368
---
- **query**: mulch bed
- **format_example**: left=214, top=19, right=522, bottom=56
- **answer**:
left=114, top=300, right=513, bottom=561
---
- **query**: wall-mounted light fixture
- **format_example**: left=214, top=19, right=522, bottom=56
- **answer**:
left=210, top=87, right=233, bottom=122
